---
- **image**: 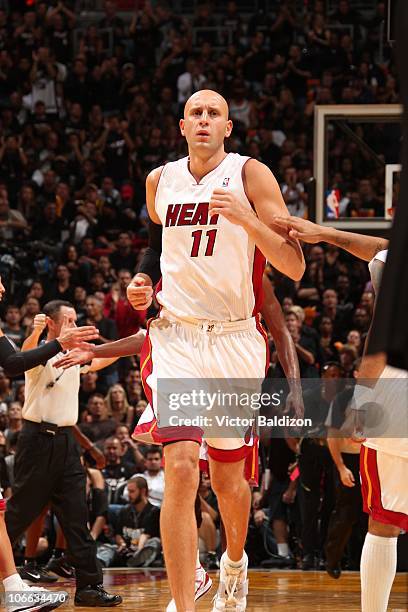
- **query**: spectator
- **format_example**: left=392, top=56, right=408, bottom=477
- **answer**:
left=79, top=371, right=105, bottom=414
left=283, top=310, right=319, bottom=377
left=46, top=264, right=75, bottom=302
left=109, top=233, right=138, bottom=274
left=111, top=476, right=161, bottom=568
left=115, top=424, right=145, bottom=471
left=177, top=59, right=207, bottom=105
left=0, top=369, right=13, bottom=404
left=20, top=296, right=41, bottom=335
left=0, top=187, right=28, bottom=243
left=4, top=402, right=23, bottom=444
left=2, top=305, right=25, bottom=348
left=79, top=393, right=117, bottom=443
left=105, top=384, right=134, bottom=427
left=136, top=446, right=164, bottom=508
left=280, top=166, right=307, bottom=218
left=104, top=269, right=146, bottom=339
left=101, top=436, right=135, bottom=504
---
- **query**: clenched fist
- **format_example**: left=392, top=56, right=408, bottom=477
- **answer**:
left=33, top=313, right=47, bottom=333
left=127, top=274, right=153, bottom=310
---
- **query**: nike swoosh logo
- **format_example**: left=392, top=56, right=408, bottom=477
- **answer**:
left=27, top=572, right=41, bottom=579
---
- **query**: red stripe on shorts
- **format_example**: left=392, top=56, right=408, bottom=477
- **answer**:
left=360, top=445, right=408, bottom=531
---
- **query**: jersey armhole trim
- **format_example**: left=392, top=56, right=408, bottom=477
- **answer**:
left=242, top=157, right=256, bottom=213
left=153, top=164, right=167, bottom=217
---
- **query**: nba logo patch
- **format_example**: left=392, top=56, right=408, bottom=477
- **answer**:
left=222, top=177, right=230, bottom=187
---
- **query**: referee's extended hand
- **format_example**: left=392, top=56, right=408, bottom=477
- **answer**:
left=127, top=274, right=153, bottom=310
left=57, top=315, right=99, bottom=351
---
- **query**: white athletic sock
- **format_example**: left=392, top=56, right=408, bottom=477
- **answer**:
left=277, top=543, right=289, bottom=557
left=3, top=573, right=25, bottom=592
left=361, top=533, right=397, bottom=612
left=196, top=550, right=201, bottom=570
left=225, top=552, right=246, bottom=568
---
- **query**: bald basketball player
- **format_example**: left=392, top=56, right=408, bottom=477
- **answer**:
left=273, top=215, right=407, bottom=612
left=122, top=90, right=305, bottom=611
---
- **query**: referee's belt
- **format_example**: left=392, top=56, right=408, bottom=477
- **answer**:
left=23, top=419, right=73, bottom=436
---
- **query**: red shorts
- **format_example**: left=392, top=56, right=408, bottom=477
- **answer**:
left=0, top=496, right=6, bottom=512
left=360, top=445, right=408, bottom=531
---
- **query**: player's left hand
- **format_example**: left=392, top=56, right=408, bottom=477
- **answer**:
left=33, top=313, right=47, bottom=333
left=54, top=346, right=96, bottom=369
left=209, top=189, right=254, bottom=226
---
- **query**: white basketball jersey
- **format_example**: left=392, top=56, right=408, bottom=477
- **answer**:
left=154, top=153, right=265, bottom=322
left=366, top=248, right=408, bottom=458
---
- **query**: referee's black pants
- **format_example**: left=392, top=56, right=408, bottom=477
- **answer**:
left=6, top=421, right=103, bottom=588
left=298, top=440, right=335, bottom=558
left=325, top=452, right=367, bottom=568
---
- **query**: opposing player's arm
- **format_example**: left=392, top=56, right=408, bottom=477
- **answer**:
left=127, top=167, right=163, bottom=310
left=209, top=159, right=305, bottom=281
left=261, top=275, right=299, bottom=380
left=53, top=331, right=146, bottom=369
left=245, top=160, right=305, bottom=280
left=356, top=258, right=387, bottom=381
left=261, top=275, right=304, bottom=418
left=272, top=216, right=388, bottom=262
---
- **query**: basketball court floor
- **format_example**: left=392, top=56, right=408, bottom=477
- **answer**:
left=48, top=568, right=407, bottom=611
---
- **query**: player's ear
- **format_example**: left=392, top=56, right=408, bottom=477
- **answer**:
left=225, top=119, right=233, bottom=138
left=45, top=316, right=53, bottom=329
left=179, top=118, right=185, bottom=136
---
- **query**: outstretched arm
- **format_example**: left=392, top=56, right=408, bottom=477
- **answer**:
left=54, top=331, right=146, bottom=369
left=272, top=216, right=388, bottom=262
left=0, top=315, right=98, bottom=377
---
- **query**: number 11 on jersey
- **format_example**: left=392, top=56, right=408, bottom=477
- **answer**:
left=190, top=229, right=218, bottom=257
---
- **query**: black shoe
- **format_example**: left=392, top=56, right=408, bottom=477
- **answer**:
left=205, top=551, right=220, bottom=570
left=325, top=562, right=342, bottom=579
left=301, top=553, right=315, bottom=571
left=75, top=584, right=122, bottom=607
left=261, top=554, right=296, bottom=569
left=19, top=561, right=58, bottom=583
left=45, top=555, right=76, bottom=579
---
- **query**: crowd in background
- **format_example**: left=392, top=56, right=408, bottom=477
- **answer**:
left=0, top=0, right=401, bottom=574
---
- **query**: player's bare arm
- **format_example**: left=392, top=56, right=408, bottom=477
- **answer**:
left=357, top=258, right=387, bottom=381
left=273, top=215, right=388, bottom=262
left=127, top=166, right=163, bottom=310
left=54, top=330, right=146, bottom=369
left=209, top=159, right=305, bottom=281
left=260, top=274, right=303, bottom=417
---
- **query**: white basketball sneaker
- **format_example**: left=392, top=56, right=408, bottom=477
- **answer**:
left=212, top=551, right=248, bottom=611
left=6, top=580, right=68, bottom=612
left=166, top=563, right=212, bottom=612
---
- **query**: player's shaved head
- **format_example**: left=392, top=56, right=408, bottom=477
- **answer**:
left=184, top=89, right=229, bottom=118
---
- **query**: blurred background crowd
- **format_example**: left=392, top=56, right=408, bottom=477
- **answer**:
left=0, top=0, right=405, bottom=578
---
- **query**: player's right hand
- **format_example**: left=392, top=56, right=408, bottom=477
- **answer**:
left=339, top=465, right=355, bottom=487
left=272, top=216, right=324, bottom=243
left=58, top=315, right=99, bottom=350
left=33, top=313, right=47, bottom=332
left=127, top=275, right=153, bottom=310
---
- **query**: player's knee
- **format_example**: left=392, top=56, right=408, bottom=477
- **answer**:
left=166, top=456, right=199, bottom=491
left=368, top=517, right=400, bottom=538
left=211, top=469, right=246, bottom=498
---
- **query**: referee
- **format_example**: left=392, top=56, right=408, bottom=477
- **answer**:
left=5, top=300, right=122, bottom=607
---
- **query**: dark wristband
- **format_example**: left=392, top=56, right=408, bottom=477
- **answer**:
left=138, top=246, right=161, bottom=286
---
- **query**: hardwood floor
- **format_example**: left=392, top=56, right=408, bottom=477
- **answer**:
left=42, top=568, right=408, bottom=611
